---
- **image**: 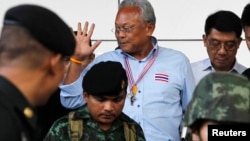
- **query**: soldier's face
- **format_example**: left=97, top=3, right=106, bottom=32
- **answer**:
left=192, top=121, right=217, bottom=141
left=84, top=91, right=126, bottom=130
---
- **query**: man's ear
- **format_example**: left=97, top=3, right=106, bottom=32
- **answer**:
left=146, top=22, right=155, bottom=36
left=202, top=34, right=208, bottom=47
left=83, top=92, right=89, bottom=103
left=191, top=131, right=200, bottom=141
left=48, top=54, right=62, bottom=76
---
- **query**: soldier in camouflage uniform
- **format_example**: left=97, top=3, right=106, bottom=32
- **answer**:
left=44, top=61, right=146, bottom=141
left=182, top=72, right=250, bottom=141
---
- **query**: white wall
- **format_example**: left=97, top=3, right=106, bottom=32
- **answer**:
left=1, top=0, right=250, bottom=67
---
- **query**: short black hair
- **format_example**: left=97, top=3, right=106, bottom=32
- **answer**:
left=241, top=3, right=250, bottom=28
left=205, top=10, right=242, bottom=38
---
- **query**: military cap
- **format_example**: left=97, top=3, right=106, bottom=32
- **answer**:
left=3, top=4, right=75, bottom=56
left=184, top=72, right=250, bottom=127
left=83, top=61, right=128, bottom=96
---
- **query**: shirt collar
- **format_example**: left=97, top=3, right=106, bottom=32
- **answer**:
left=202, top=58, right=240, bottom=73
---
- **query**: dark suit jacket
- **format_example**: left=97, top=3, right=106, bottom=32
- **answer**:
left=0, top=76, right=37, bottom=141
left=36, top=88, right=73, bottom=141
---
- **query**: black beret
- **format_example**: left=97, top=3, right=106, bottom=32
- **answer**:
left=3, top=4, right=75, bottom=56
left=83, top=61, right=128, bottom=96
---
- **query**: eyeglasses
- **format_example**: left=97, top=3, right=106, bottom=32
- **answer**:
left=111, top=25, right=136, bottom=34
left=207, top=39, right=238, bottom=51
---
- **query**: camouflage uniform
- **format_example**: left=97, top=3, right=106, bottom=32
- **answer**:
left=182, top=72, right=250, bottom=140
left=44, top=104, right=146, bottom=141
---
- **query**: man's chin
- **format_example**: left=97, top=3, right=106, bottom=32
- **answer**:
left=99, top=116, right=116, bottom=123
left=99, top=120, right=114, bottom=127
left=119, top=44, right=130, bottom=50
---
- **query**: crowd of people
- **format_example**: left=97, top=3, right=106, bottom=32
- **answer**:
left=0, top=0, right=250, bottom=141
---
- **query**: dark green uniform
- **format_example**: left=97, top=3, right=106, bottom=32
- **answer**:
left=0, top=76, right=37, bottom=141
left=44, top=104, right=146, bottom=141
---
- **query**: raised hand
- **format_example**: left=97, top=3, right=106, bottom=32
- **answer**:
left=72, top=22, right=102, bottom=65
left=63, top=22, right=102, bottom=84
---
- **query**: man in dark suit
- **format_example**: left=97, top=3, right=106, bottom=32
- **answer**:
left=0, top=4, right=75, bottom=141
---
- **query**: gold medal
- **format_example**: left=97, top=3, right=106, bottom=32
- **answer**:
left=132, top=85, right=137, bottom=95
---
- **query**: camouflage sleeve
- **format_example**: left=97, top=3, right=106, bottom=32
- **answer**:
left=43, top=116, right=70, bottom=141
left=135, top=124, right=146, bottom=141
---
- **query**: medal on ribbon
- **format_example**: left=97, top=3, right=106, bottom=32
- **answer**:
left=130, top=85, right=137, bottom=105
left=124, top=48, right=159, bottom=106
